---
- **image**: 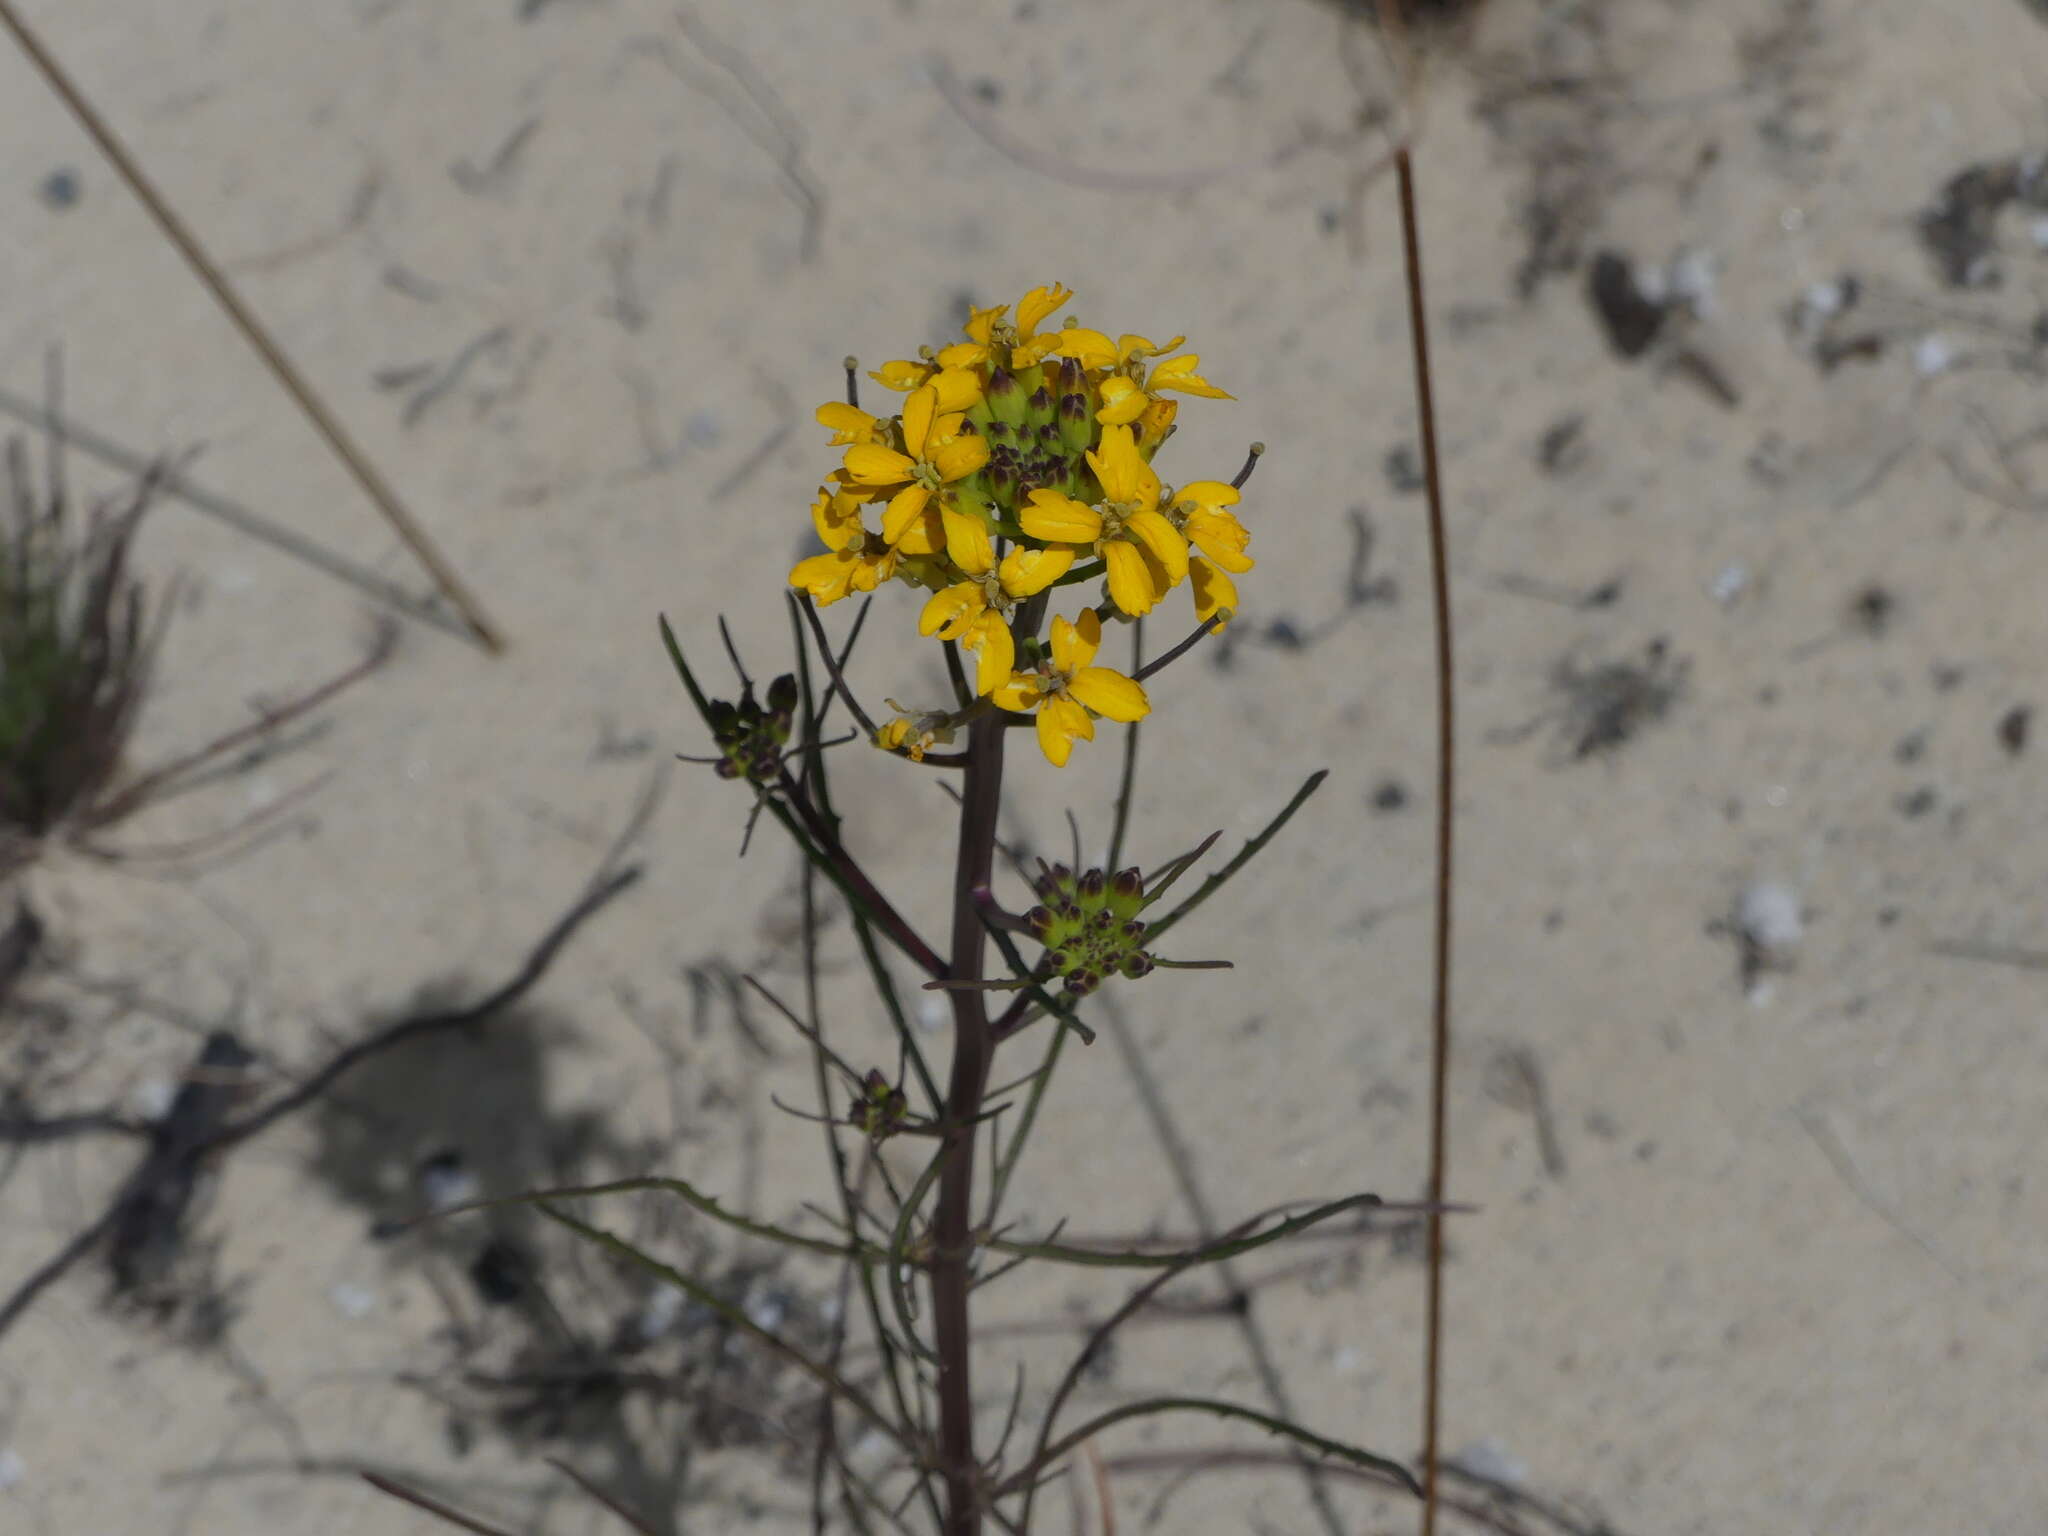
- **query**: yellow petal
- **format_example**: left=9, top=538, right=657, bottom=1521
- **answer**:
left=1086, top=426, right=1143, bottom=504
left=881, top=483, right=934, bottom=545
left=1183, top=508, right=1254, bottom=573
left=1148, top=353, right=1231, bottom=400
left=1136, top=397, right=1178, bottom=454
left=1094, top=376, right=1147, bottom=426
left=816, top=401, right=880, bottom=445
left=992, top=675, right=1040, bottom=713
left=896, top=506, right=945, bottom=557
left=1189, top=556, right=1237, bottom=631
left=919, top=582, right=980, bottom=639
left=869, top=359, right=931, bottom=391
left=1123, top=510, right=1189, bottom=586
left=963, top=612, right=1015, bottom=696
left=1016, top=283, right=1072, bottom=338
left=1116, top=334, right=1160, bottom=362
left=1173, top=480, right=1241, bottom=514
left=1051, top=609, right=1102, bottom=674
left=1068, top=666, right=1148, bottom=723
left=845, top=443, right=915, bottom=486
left=929, top=366, right=985, bottom=414
left=849, top=548, right=895, bottom=591
left=1020, top=489, right=1102, bottom=544
left=931, top=432, right=990, bottom=483
left=936, top=340, right=987, bottom=370
left=964, top=302, right=1008, bottom=345
left=810, top=487, right=851, bottom=549
left=901, top=385, right=939, bottom=460
left=790, top=550, right=858, bottom=605
left=1102, top=540, right=1162, bottom=617
left=1055, top=327, right=1119, bottom=370
left=1037, top=695, right=1093, bottom=766
left=941, top=505, right=995, bottom=574
left=999, top=544, right=1074, bottom=597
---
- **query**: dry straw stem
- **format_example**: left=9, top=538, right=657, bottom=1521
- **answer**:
left=0, top=0, right=504, bottom=652
left=1370, top=3, right=1460, bottom=1532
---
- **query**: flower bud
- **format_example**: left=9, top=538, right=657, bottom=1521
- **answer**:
left=1077, top=867, right=1106, bottom=900
left=987, top=366, right=1027, bottom=428
left=1057, top=391, right=1093, bottom=454
left=1111, top=867, right=1144, bottom=901
left=1119, top=952, right=1154, bottom=980
left=1026, top=385, right=1055, bottom=431
left=766, top=673, right=798, bottom=718
left=1024, top=905, right=1054, bottom=937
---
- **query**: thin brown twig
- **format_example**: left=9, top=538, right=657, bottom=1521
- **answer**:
left=1393, top=132, right=1458, bottom=1536
left=0, top=0, right=505, bottom=652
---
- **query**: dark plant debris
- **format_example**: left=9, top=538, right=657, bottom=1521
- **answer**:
left=1588, top=251, right=1666, bottom=359
left=1555, top=638, right=1688, bottom=760
left=1917, top=151, right=2048, bottom=289
left=1998, top=704, right=2031, bottom=757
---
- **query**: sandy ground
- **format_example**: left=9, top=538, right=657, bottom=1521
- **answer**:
left=4, top=0, right=2048, bottom=1531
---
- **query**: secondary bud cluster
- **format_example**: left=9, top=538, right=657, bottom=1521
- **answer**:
left=1024, top=861, right=1155, bottom=996
left=704, top=673, right=797, bottom=784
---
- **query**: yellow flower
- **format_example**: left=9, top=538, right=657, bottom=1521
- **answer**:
left=876, top=707, right=955, bottom=761
left=993, top=609, right=1149, bottom=767
left=789, top=481, right=898, bottom=605
left=843, top=383, right=991, bottom=551
left=918, top=541, right=1075, bottom=695
left=1054, top=329, right=1231, bottom=425
left=937, top=284, right=1074, bottom=372
left=1167, top=481, right=1254, bottom=573
left=1019, top=425, right=1188, bottom=617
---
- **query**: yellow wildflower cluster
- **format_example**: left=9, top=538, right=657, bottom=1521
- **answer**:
left=790, top=284, right=1255, bottom=765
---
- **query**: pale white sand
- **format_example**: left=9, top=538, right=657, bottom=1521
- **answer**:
left=4, top=0, right=2048, bottom=1531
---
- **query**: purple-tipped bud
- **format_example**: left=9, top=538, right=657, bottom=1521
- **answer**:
left=1057, top=392, right=1092, bottom=454
left=1122, top=918, right=1147, bottom=939
left=1025, top=905, right=1054, bottom=937
left=1065, top=968, right=1100, bottom=996
left=1120, top=952, right=1155, bottom=980
left=715, top=758, right=741, bottom=780
left=766, top=673, right=798, bottom=717
left=1058, top=355, right=1085, bottom=394
left=1111, top=867, right=1144, bottom=901
left=1026, top=385, right=1055, bottom=429
left=988, top=366, right=1027, bottom=428
left=1091, top=909, right=1116, bottom=931
left=1078, top=868, right=1107, bottom=900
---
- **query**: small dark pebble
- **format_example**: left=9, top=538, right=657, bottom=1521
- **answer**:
left=1894, top=730, right=1928, bottom=765
left=1371, top=779, right=1409, bottom=813
left=470, top=1237, right=536, bottom=1306
left=39, top=168, right=80, bottom=209
left=1999, top=704, right=2032, bottom=756
left=1588, top=250, right=1666, bottom=359
left=1897, top=786, right=1937, bottom=819
left=1849, top=584, right=1895, bottom=636
left=1538, top=415, right=1587, bottom=473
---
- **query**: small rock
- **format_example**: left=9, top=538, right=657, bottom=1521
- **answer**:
left=1449, top=1437, right=1528, bottom=1488
left=1709, top=562, right=1749, bottom=606
left=1737, top=880, right=1803, bottom=970
left=1912, top=334, right=1956, bottom=378
left=329, top=1282, right=378, bottom=1320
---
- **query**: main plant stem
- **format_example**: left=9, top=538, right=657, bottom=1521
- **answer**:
left=933, top=712, right=1004, bottom=1534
